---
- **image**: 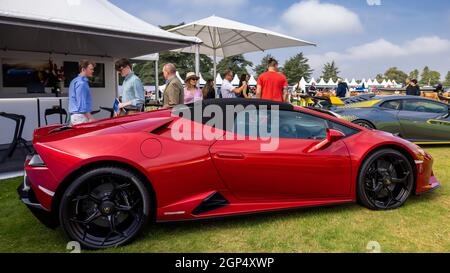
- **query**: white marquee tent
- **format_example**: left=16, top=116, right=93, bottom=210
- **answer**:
left=326, top=78, right=336, bottom=86
left=215, top=73, right=223, bottom=86
left=231, top=74, right=240, bottom=86
left=248, top=75, right=257, bottom=86
left=0, top=0, right=200, bottom=58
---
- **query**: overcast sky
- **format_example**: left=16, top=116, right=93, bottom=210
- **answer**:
left=110, top=0, right=450, bottom=80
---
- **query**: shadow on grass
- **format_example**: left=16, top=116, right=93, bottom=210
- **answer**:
left=149, top=203, right=360, bottom=234
left=145, top=189, right=443, bottom=237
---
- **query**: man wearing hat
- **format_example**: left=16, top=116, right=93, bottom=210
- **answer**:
left=184, top=72, right=203, bottom=104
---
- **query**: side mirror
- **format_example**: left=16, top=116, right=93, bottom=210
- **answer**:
left=307, top=129, right=345, bottom=153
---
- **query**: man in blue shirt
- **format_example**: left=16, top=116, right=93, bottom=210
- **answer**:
left=69, top=60, right=95, bottom=125
left=115, top=59, right=145, bottom=114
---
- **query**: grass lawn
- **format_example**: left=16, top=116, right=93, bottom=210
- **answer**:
left=0, top=146, right=449, bottom=253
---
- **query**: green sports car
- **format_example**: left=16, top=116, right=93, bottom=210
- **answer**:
left=333, top=95, right=450, bottom=144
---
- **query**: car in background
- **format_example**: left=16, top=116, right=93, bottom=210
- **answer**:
left=333, top=96, right=450, bottom=144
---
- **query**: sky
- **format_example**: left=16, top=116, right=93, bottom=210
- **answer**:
left=110, top=0, right=450, bottom=80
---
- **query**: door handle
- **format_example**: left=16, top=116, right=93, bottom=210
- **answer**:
left=215, top=152, right=245, bottom=160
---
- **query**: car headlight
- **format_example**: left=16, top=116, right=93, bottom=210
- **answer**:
left=29, top=154, right=46, bottom=167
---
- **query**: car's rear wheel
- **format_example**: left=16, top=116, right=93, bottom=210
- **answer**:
left=357, top=149, right=414, bottom=210
left=354, top=120, right=375, bottom=129
left=59, top=167, right=151, bottom=249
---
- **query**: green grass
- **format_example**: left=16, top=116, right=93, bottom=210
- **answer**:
left=0, top=146, right=449, bottom=253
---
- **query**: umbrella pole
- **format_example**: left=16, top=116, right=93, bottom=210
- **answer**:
left=214, top=48, right=217, bottom=98
left=195, top=44, right=200, bottom=76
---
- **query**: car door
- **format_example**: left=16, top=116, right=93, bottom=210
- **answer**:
left=397, top=99, right=450, bottom=141
left=210, top=109, right=353, bottom=201
left=376, top=100, right=403, bottom=135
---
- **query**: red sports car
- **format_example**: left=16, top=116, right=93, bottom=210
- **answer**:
left=18, top=99, right=440, bottom=249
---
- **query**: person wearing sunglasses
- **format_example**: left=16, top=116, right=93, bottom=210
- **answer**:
left=115, top=59, right=145, bottom=115
left=183, top=72, right=203, bottom=104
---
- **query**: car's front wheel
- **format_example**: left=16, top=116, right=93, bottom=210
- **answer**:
left=59, top=167, right=151, bottom=249
left=357, top=149, right=414, bottom=210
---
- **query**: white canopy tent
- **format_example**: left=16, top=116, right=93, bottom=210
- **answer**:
left=349, top=79, right=358, bottom=87
left=317, top=78, right=327, bottom=86
left=215, top=73, right=223, bottom=86
left=367, top=79, right=373, bottom=86
left=326, top=78, right=336, bottom=86
left=298, top=77, right=307, bottom=92
left=360, top=78, right=367, bottom=87
left=0, top=0, right=202, bottom=145
left=248, top=75, right=257, bottom=86
left=309, top=78, right=317, bottom=85
left=168, top=15, right=315, bottom=91
left=231, top=74, right=240, bottom=86
left=0, top=0, right=200, bottom=58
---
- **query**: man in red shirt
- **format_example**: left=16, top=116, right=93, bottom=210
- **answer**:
left=256, top=58, right=288, bottom=102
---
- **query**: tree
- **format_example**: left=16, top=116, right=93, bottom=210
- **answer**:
left=255, top=54, right=275, bottom=77
left=321, top=61, right=340, bottom=82
left=409, top=69, right=419, bottom=80
left=444, top=71, right=450, bottom=86
left=216, top=54, right=253, bottom=78
left=375, top=74, right=384, bottom=82
left=384, top=67, right=408, bottom=84
left=282, top=53, right=313, bottom=85
left=420, top=66, right=441, bottom=86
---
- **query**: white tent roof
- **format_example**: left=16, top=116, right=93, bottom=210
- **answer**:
left=387, top=80, right=393, bottom=86
left=317, top=78, right=327, bottom=86
left=309, top=77, right=317, bottom=85
left=372, top=79, right=380, bottom=85
left=169, top=15, right=315, bottom=57
left=0, top=0, right=200, bottom=57
left=231, top=74, right=240, bottom=86
left=344, top=78, right=350, bottom=84
left=248, top=75, right=257, bottom=86
left=326, top=78, right=336, bottom=86
left=215, top=73, right=223, bottom=85
left=367, top=79, right=373, bottom=86
left=350, top=79, right=358, bottom=86
left=132, top=53, right=159, bottom=62
left=381, top=79, right=388, bottom=86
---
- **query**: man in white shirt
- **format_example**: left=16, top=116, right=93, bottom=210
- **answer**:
left=221, top=70, right=247, bottom=98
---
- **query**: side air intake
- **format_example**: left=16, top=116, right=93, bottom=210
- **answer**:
left=192, top=192, right=229, bottom=215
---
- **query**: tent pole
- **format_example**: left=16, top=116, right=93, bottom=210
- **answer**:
left=155, top=59, right=159, bottom=101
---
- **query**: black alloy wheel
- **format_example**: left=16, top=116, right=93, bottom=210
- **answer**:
left=59, top=167, right=151, bottom=249
left=358, top=149, right=414, bottom=210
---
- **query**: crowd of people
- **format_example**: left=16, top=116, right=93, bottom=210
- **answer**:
left=68, top=57, right=290, bottom=125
